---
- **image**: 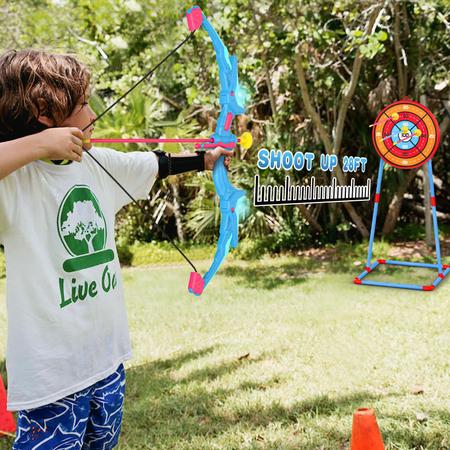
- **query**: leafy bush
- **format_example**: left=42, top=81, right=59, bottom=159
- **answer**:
left=330, top=240, right=393, bottom=272
left=118, top=241, right=215, bottom=266
left=116, top=241, right=134, bottom=266
left=234, top=239, right=268, bottom=260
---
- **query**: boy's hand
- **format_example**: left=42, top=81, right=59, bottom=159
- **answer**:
left=39, top=127, right=85, bottom=162
left=204, top=147, right=234, bottom=171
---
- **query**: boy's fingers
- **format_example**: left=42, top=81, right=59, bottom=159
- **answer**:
left=70, top=127, right=84, bottom=140
left=72, top=144, right=83, bottom=156
left=82, top=140, right=93, bottom=150
left=71, top=135, right=83, bottom=147
left=70, top=146, right=82, bottom=160
left=213, top=146, right=234, bottom=157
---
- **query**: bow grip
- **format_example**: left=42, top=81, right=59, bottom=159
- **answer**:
left=186, top=6, right=204, bottom=32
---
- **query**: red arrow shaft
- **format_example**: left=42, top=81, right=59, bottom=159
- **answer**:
left=88, top=137, right=214, bottom=144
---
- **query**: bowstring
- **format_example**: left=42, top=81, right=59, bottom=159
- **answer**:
left=82, top=31, right=198, bottom=273
left=81, top=32, right=195, bottom=132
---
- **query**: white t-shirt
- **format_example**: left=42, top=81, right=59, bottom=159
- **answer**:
left=0, top=147, right=158, bottom=411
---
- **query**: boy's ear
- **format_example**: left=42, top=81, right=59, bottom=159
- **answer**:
left=36, top=115, right=54, bottom=127
left=36, top=98, right=55, bottom=128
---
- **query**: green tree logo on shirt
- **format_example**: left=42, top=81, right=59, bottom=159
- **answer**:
left=58, top=185, right=114, bottom=272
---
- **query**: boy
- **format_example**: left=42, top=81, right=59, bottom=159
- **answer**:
left=0, top=49, right=231, bottom=449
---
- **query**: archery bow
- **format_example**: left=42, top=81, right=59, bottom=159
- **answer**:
left=82, top=6, right=251, bottom=295
left=185, top=6, right=250, bottom=295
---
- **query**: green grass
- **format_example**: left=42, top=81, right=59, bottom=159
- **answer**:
left=0, top=256, right=449, bottom=449
left=118, top=241, right=217, bottom=267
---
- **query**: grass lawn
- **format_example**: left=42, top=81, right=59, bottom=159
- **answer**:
left=0, top=255, right=449, bottom=449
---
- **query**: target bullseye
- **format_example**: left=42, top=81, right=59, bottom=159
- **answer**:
left=372, top=99, right=440, bottom=169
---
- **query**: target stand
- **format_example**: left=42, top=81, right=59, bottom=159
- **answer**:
left=354, top=99, right=450, bottom=291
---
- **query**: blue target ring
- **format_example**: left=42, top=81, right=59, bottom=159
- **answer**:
left=393, top=120, right=419, bottom=150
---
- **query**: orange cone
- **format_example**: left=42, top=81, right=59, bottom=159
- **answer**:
left=0, top=375, right=15, bottom=437
left=350, top=408, right=385, bottom=450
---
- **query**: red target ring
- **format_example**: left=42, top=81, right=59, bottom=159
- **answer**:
left=372, top=99, right=440, bottom=169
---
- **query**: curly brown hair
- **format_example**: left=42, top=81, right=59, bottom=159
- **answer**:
left=0, top=50, right=91, bottom=142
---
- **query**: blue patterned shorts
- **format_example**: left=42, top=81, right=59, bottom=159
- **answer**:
left=13, top=364, right=125, bottom=450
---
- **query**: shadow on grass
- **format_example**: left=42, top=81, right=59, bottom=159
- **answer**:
left=119, top=348, right=405, bottom=449
left=0, top=351, right=446, bottom=449
left=380, top=410, right=450, bottom=450
left=222, top=254, right=441, bottom=292
left=222, top=260, right=321, bottom=290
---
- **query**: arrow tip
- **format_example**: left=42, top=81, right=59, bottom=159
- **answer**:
left=239, top=132, right=253, bottom=150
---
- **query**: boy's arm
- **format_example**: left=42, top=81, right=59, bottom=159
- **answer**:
left=156, top=147, right=234, bottom=178
left=93, top=146, right=233, bottom=213
left=0, top=127, right=84, bottom=180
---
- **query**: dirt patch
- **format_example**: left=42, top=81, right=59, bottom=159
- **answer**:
left=298, top=238, right=450, bottom=263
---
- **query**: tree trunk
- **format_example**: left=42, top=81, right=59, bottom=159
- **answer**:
left=85, top=236, right=94, bottom=254
left=297, top=204, right=323, bottom=233
left=294, top=51, right=373, bottom=238
left=250, top=1, right=278, bottom=129
left=393, top=1, right=408, bottom=98
left=293, top=6, right=382, bottom=239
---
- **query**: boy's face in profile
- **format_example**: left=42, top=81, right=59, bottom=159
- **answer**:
left=60, top=89, right=96, bottom=139
left=39, top=88, right=96, bottom=141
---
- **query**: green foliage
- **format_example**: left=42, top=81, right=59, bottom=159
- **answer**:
left=116, top=241, right=134, bottom=266
left=264, top=210, right=311, bottom=253
left=115, top=202, right=155, bottom=248
left=391, top=223, right=426, bottom=242
left=234, top=238, right=268, bottom=260
left=359, top=32, right=387, bottom=59
left=0, top=0, right=448, bottom=252
left=332, top=239, right=392, bottom=272
left=118, top=241, right=215, bottom=266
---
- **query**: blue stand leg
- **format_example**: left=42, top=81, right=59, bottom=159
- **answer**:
left=366, top=159, right=385, bottom=266
left=428, top=160, right=443, bottom=273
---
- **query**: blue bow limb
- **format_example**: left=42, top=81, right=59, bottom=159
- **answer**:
left=186, top=6, right=249, bottom=295
left=202, top=156, right=246, bottom=289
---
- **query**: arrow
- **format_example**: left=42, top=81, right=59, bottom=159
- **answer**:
left=84, top=132, right=252, bottom=148
left=85, top=137, right=214, bottom=144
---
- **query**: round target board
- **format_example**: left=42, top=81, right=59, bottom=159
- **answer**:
left=372, top=99, right=440, bottom=169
